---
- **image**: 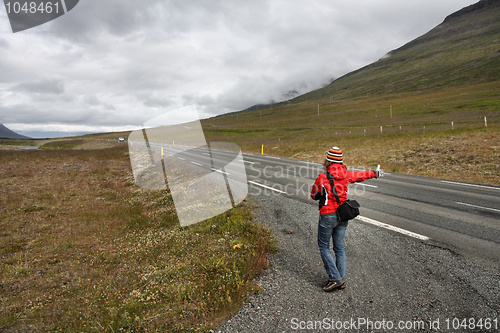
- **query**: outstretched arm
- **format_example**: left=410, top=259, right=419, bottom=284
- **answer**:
left=346, top=169, right=377, bottom=183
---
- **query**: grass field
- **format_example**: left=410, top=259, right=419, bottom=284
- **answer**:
left=204, top=126, right=499, bottom=186
left=203, top=82, right=499, bottom=135
left=0, top=145, right=274, bottom=332
left=257, top=127, right=499, bottom=185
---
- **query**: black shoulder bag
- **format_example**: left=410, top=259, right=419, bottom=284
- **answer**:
left=325, top=172, right=360, bottom=222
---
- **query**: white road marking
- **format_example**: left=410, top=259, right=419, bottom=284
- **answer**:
left=354, top=183, right=378, bottom=188
left=248, top=181, right=286, bottom=194
left=239, top=159, right=257, bottom=164
left=177, top=157, right=186, bottom=161
left=191, top=162, right=203, bottom=166
left=456, top=202, right=500, bottom=213
left=61, top=0, right=68, bottom=13
left=356, top=216, right=430, bottom=241
left=441, top=180, right=500, bottom=191
left=212, top=168, right=229, bottom=175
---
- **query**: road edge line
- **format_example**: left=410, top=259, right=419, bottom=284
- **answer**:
left=356, top=216, right=430, bottom=241
left=248, top=180, right=286, bottom=194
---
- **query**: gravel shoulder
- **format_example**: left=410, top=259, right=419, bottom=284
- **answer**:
left=217, top=190, right=500, bottom=333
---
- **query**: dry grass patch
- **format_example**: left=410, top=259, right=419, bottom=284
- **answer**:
left=236, top=127, right=499, bottom=186
left=0, top=147, right=273, bottom=332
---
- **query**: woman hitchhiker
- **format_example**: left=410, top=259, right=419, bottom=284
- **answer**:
left=311, top=147, right=379, bottom=292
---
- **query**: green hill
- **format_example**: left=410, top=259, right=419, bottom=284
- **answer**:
left=202, top=0, right=499, bottom=185
left=296, top=0, right=500, bottom=101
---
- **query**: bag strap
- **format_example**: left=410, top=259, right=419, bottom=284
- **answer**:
left=324, top=172, right=341, bottom=205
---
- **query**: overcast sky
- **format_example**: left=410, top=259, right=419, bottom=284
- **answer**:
left=0, top=0, right=476, bottom=136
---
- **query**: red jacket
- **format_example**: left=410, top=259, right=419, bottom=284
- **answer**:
left=311, top=164, right=376, bottom=215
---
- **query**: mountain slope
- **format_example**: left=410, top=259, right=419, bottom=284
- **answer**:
left=201, top=0, right=499, bottom=185
left=0, top=124, right=31, bottom=139
left=205, top=0, right=499, bottom=133
left=293, top=0, right=500, bottom=102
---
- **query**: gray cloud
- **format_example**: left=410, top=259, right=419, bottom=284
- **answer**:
left=0, top=0, right=477, bottom=134
left=142, top=94, right=175, bottom=108
left=15, top=78, right=65, bottom=94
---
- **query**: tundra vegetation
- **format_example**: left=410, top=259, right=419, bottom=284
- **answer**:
left=0, top=143, right=274, bottom=332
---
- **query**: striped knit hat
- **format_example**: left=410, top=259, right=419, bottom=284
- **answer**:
left=326, top=147, right=343, bottom=163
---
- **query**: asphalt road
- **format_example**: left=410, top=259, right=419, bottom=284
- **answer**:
left=156, top=144, right=500, bottom=266
left=239, top=151, right=500, bottom=267
left=217, top=191, right=499, bottom=333
left=141, top=143, right=500, bottom=332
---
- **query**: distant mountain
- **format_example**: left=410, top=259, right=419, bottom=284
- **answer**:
left=0, top=124, right=32, bottom=139
left=13, top=130, right=90, bottom=139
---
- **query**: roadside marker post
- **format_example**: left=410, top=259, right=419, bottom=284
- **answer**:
left=261, top=145, right=264, bottom=155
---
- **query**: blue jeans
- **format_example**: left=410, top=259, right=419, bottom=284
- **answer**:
left=317, top=213, right=348, bottom=282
